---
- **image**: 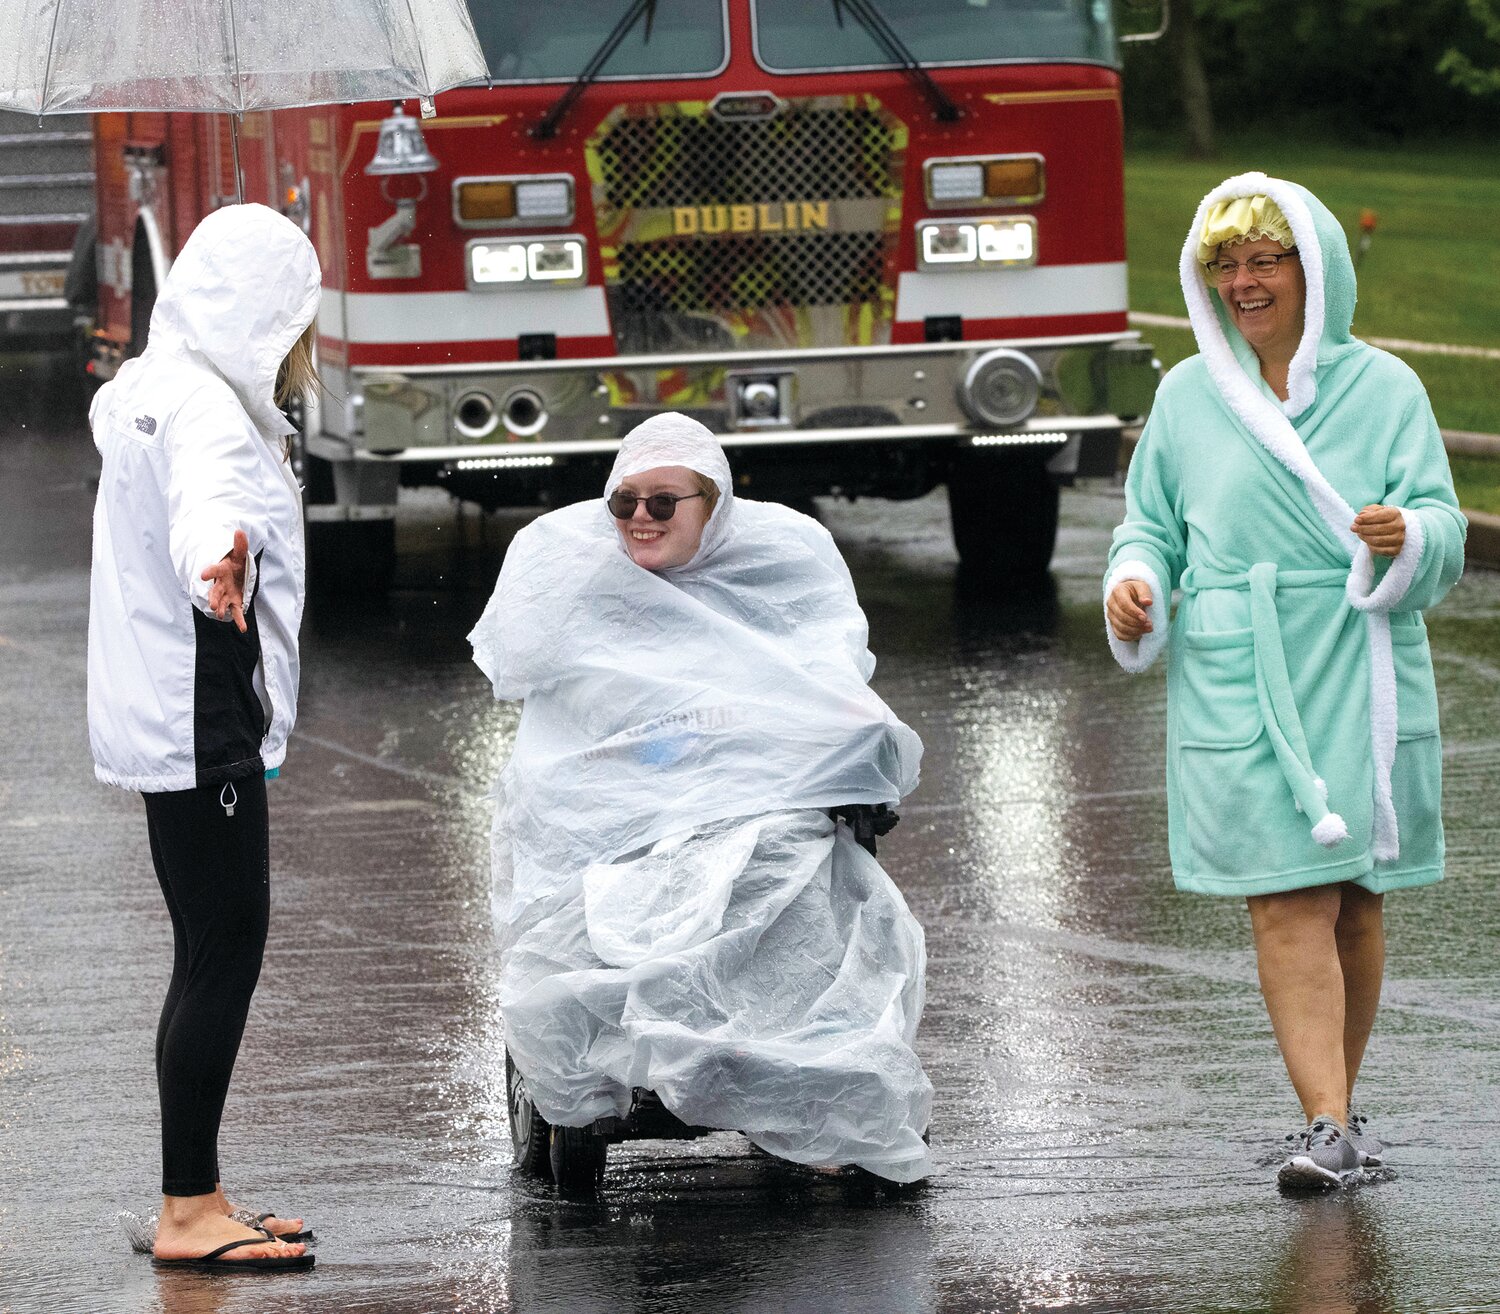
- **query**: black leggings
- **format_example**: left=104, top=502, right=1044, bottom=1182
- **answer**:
left=143, top=775, right=270, bottom=1197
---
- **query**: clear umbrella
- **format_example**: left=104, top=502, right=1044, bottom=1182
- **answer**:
left=0, top=0, right=488, bottom=195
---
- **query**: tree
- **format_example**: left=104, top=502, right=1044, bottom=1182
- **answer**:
left=1168, top=0, right=1216, bottom=157
left=1439, top=0, right=1500, bottom=94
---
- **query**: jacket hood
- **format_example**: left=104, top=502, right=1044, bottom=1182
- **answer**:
left=603, top=412, right=735, bottom=573
left=1180, top=172, right=1358, bottom=422
left=146, top=204, right=321, bottom=438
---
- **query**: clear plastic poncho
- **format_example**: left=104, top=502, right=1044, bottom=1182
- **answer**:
left=469, top=414, right=932, bottom=1182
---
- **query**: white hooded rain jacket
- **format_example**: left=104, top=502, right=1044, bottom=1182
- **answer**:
left=87, top=204, right=320, bottom=792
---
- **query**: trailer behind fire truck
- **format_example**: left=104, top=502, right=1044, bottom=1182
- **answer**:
left=77, top=0, right=1163, bottom=583
left=0, top=110, right=93, bottom=357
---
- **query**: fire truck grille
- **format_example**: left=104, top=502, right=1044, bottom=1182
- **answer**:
left=596, top=106, right=899, bottom=208
left=616, top=231, right=886, bottom=315
left=590, top=100, right=906, bottom=353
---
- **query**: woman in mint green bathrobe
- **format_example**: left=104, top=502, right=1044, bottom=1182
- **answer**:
left=1105, top=174, right=1466, bottom=1189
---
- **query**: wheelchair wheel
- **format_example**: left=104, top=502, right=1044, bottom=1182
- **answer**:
left=549, top=1125, right=608, bottom=1197
left=505, top=1052, right=553, bottom=1180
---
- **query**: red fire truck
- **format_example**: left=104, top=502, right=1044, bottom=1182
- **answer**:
left=78, top=1, right=1162, bottom=582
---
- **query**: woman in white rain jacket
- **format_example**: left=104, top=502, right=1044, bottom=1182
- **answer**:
left=88, top=204, right=317, bottom=1273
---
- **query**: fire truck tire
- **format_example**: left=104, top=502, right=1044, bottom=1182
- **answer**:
left=306, top=519, right=396, bottom=599
left=947, top=449, right=1059, bottom=578
left=128, top=245, right=156, bottom=360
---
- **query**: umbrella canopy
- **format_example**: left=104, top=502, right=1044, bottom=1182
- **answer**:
left=0, top=0, right=488, bottom=114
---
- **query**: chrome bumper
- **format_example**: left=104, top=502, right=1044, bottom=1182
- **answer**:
left=333, top=334, right=1160, bottom=464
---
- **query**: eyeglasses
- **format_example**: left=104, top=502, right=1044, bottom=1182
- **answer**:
left=1203, top=250, right=1300, bottom=283
left=606, top=490, right=704, bottom=521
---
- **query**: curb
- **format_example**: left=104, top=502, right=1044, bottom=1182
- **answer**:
left=1465, top=509, right=1500, bottom=571
left=1128, top=312, right=1500, bottom=363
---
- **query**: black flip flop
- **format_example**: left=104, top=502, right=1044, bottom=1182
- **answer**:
left=151, top=1237, right=315, bottom=1273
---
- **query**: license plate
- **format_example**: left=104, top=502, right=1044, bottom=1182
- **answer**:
left=0, top=270, right=66, bottom=298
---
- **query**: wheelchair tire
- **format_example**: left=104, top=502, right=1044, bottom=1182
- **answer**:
left=549, top=1125, right=608, bottom=1197
left=505, top=1052, right=553, bottom=1180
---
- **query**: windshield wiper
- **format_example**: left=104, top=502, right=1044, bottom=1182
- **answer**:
left=831, top=0, right=961, bottom=122
left=533, top=0, right=658, bottom=140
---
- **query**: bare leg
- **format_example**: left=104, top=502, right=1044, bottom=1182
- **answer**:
left=1334, top=883, right=1385, bottom=1101
left=1247, top=884, right=1348, bottom=1124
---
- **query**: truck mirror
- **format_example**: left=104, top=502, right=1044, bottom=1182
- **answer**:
left=1118, top=0, right=1169, bottom=44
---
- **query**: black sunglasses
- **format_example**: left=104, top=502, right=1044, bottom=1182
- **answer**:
left=607, top=491, right=704, bottom=521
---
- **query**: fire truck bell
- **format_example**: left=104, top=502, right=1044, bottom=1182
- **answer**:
left=365, top=104, right=440, bottom=176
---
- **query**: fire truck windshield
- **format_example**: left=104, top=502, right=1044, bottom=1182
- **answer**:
left=754, top=0, right=1117, bottom=70
left=475, top=0, right=728, bottom=82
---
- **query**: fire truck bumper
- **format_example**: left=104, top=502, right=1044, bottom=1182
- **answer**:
left=325, top=334, right=1159, bottom=507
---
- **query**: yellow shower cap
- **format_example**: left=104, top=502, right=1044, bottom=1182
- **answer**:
left=1196, top=195, right=1295, bottom=265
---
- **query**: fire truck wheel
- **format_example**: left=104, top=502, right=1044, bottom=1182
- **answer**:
left=947, top=449, right=1059, bottom=578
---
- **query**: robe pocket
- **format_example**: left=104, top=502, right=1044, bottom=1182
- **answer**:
left=1177, top=629, right=1262, bottom=750
left=1390, top=624, right=1440, bottom=741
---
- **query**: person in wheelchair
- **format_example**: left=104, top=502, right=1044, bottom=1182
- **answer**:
left=469, top=413, right=931, bottom=1192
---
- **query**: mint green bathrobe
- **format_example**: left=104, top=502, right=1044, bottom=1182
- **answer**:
left=1106, top=173, right=1466, bottom=897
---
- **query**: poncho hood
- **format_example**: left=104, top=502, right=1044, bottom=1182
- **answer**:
left=603, top=412, right=735, bottom=571
left=145, top=203, right=322, bottom=439
left=1181, top=171, right=1358, bottom=423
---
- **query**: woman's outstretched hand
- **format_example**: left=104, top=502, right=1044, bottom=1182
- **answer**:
left=1351, top=505, right=1405, bottom=558
left=201, top=530, right=250, bottom=632
left=1107, top=579, right=1154, bottom=642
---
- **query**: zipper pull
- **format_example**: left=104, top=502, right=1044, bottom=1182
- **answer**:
left=220, top=782, right=237, bottom=818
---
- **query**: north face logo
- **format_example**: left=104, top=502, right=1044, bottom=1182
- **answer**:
left=135, top=415, right=157, bottom=436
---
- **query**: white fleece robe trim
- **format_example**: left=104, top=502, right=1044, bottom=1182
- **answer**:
left=1104, top=560, right=1169, bottom=674
left=1345, top=509, right=1425, bottom=613
left=1180, top=172, right=1419, bottom=862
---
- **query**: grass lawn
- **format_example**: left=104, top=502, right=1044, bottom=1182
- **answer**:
left=1450, top=456, right=1500, bottom=518
left=1124, top=137, right=1500, bottom=511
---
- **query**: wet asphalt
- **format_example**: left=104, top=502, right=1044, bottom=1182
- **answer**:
left=1, top=358, right=1498, bottom=1314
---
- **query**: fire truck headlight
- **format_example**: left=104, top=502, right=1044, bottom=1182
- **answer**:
left=467, top=236, right=588, bottom=289
left=527, top=239, right=586, bottom=282
left=917, top=218, right=1037, bottom=271
left=920, top=222, right=978, bottom=266
left=977, top=219, right=1035, bottom=264
left=470, top=242, right=530, bottom=284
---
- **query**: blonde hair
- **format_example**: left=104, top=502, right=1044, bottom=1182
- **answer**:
left=275, top=319, right=320, bottom=409
left=692, top=470, right=721, bottom=516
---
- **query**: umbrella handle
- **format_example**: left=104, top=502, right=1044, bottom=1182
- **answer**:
left=230, top=114, right=244, bottom=205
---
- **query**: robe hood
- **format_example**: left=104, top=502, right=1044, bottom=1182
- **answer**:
left=603, top=412, right=735, bottom=573
left=1181, top=172, right=1360, bottom=423
left=145, top=203, right=322, bottom=440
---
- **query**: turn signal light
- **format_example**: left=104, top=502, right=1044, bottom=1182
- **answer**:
left=984, top=157, right=1044, bottom=204
left=457, top=181, right=516, bottom=223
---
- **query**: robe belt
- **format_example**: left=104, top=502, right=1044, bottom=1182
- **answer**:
left=1179, top=563, right=1350, bottom=847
